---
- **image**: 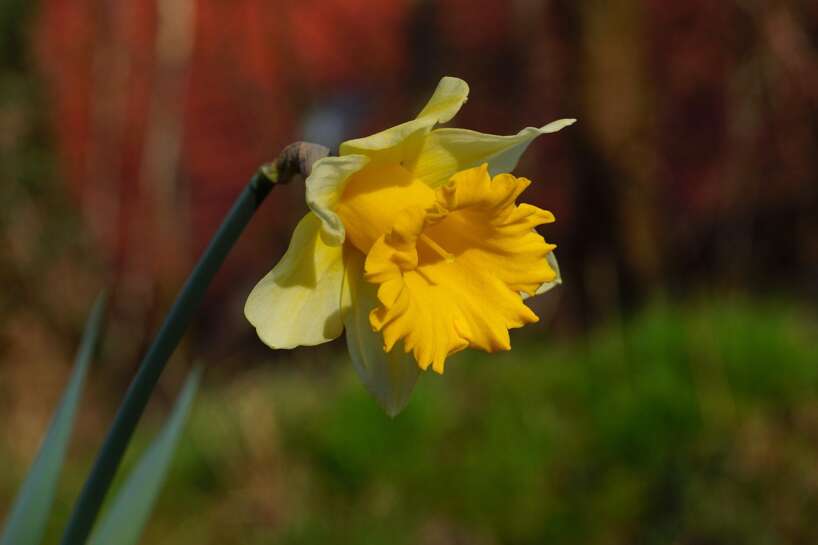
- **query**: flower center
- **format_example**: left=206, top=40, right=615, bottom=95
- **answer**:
left=362, top=164, right=557, bottom=373
left=418, top=234, right=455, bottom=263
left=336, top=163, right=436, bottom=254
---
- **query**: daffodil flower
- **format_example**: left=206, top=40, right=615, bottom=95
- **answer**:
left=246, top=77, right=574, bottom=415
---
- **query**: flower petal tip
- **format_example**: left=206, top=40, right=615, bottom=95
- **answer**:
left=417, top=76, right=470, bottom=124
left=540, top=118, right=577, bottom=133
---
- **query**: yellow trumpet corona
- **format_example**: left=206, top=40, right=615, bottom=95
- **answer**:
left=246, top=77, right=574, bottom=415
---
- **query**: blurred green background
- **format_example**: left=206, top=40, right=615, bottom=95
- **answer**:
left=2, top=1, right=818, bottom=544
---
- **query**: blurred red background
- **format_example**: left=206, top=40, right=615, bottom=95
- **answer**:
left=5, top=0, right=816, bottom=365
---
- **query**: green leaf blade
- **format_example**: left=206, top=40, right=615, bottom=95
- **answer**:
left=88, top=367, right=201, bottom=545
left=0, top=292, right=107, bottom=545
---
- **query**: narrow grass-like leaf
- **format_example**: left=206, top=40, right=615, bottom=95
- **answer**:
left=0, top=293, right=107, bottom=545
left=60, top=172, right=273, bottom=545
left=88, top=367, right=201, bottom=545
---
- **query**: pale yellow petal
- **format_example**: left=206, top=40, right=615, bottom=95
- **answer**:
left=245, top=212, right=345, bottom=349
left=338, top=77, right=470, bottom=160
left=412, top=119, right=577, bottom=187
left=342, top=250, right=419, bottom=416
left=415, top=76, right=470, bottom=123
left=305, top=154, right=370, bottom=245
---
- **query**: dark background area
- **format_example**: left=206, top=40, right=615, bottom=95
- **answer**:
left=2, top=1, right=818, bottom=544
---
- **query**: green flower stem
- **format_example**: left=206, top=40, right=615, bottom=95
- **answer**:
left=59, top=170, right=274, bottom=545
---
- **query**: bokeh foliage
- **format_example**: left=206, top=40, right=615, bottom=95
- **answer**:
left=6, top=299, right=810, bottom=545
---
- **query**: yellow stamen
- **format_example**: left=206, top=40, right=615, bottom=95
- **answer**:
left=419, top=234, right=455, bottom=263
